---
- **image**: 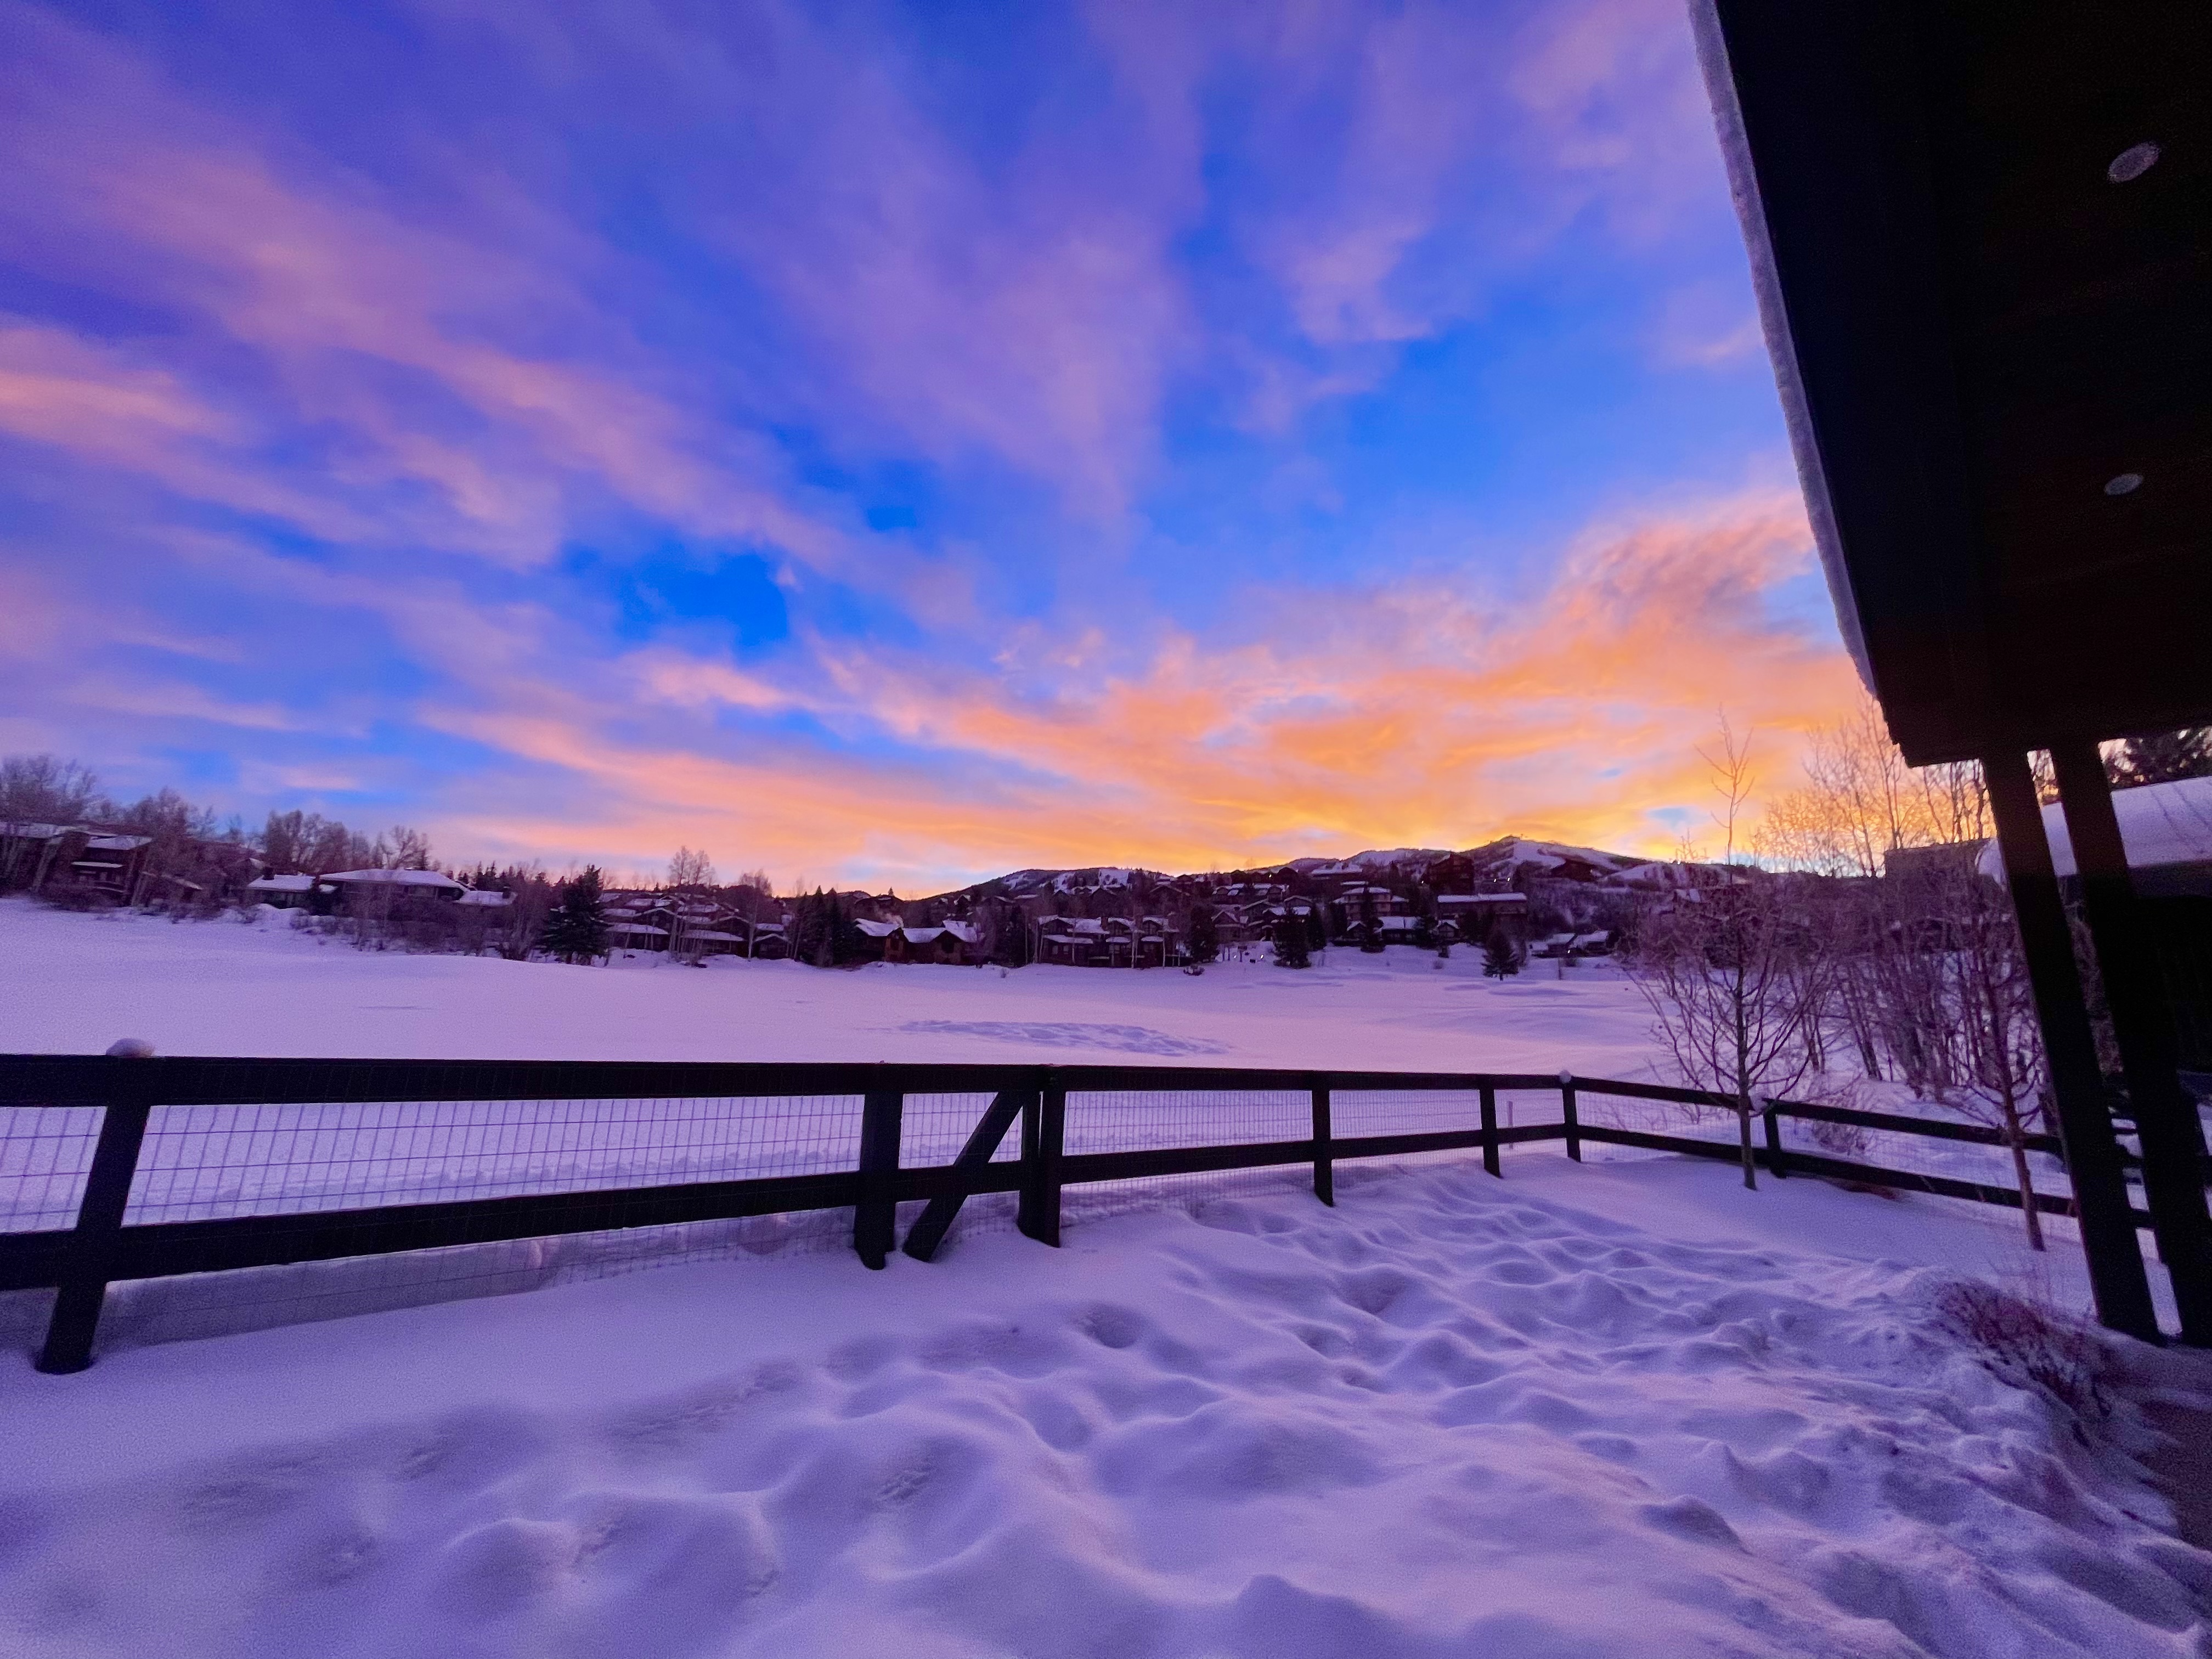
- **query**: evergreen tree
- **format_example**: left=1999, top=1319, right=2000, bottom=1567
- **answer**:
left=1358, top=889, right=1385, bottom=953
left=1186, top=904, right=1220, bottom=964
left=1482, top=930, right=1522, bottom=980
left=541, top=865, right=608, bottom=964
left=2111, top=728, right=2212, bottom=788
left=1272, top=912, right=1310, bottom=969
left=1304, top=909, right=1327, bottom=952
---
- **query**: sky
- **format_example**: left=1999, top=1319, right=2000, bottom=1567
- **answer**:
left=0, top=0, right=1864, bottom=892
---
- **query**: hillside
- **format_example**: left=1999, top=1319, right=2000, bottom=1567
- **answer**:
left=928, top=836, right=1700, bottom=906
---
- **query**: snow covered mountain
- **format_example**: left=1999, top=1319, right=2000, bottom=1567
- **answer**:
left=933, top=836, right=1705, bottom=905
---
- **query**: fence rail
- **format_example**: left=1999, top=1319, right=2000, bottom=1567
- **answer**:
left=0, top=1054, right=2141, bottom=1374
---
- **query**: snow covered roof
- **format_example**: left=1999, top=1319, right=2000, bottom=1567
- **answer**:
left=245, top=874, right=316, bottom=894
left=83, top=835, right=150, bottom=852
left=1434, top=892, right=1527, bottom=907
left=941, top=921, right=979, bottom=944
left=608, top=922, right=669, bottom=938
left=1976, top=775, right=2212, bottom=883
left=685, top=929, right=743, bottom=943
left=854, top=919, right=901, bottom=938
left=320, top=868, right=466, bottom=891
left=456, top=889, right=512, bottom=907
left=0, top=822, right=71, bottom=840
left=901, top=926, right=947, bottom=944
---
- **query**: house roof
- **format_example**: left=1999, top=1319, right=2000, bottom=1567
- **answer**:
left=1976, top=774, right=2212, bottom=883
left=854, top=919, right=901, bottom=938
left=83, top=835, right=151, bottom=852
left=244, top=873, right=316, bottom=894
left=1696, top=0, right=2212, bottom=760
left=320, top=868, right=466, bottom=890
left=456, top=888, right=513, bottom=907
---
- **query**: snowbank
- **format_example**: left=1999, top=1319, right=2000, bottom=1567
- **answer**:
left=3, top=1152, right=2206, bottom=1657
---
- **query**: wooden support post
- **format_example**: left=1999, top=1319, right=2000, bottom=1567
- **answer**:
left=36, top=1085, right=155, bottom=1374
left=1984, top=751, right=2158, bottom=1339
left=1311, top=1083, right=1334, bottom=1206
left=1761, top=1102, right=1787, bottom=1178
left=1479, top=1085, right=1500, bottom=1178
left=1018, top=1076, right=1065, bottom=1246
left=1559, top=1071, right=1582, bottom=1162
left=853, top=1087, right=904, bottom=1271
left=1736, top=1097, right=1757, bottom=1190
left=902, top=1089, right=1031, bottom=1261
left=2051, top=742, right=2212, bottom=1344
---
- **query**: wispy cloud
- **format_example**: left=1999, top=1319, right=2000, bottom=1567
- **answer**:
left=0, top=0, right=1839, bottom=888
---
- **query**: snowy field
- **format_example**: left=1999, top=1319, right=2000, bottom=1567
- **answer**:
left=6, top=1151, right=2211, bottom=1658
left=0, top=899, right=1663, bottom=1073
left=0, top=899, right=2087, bottom=1258
left=2, top=904, right=2208, bottom=1654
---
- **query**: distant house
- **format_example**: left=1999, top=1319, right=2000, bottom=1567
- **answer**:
left=885, top=923, right=970, bottom=965
left=681, top=929, right=746, bottom=956
left=64, top=834, right=153, bottom=899
left=1434, top=891, right=1528, bottom=946
left=244, top=872, right=318, bottom=909
left=318, top=868, right=467, bottom=904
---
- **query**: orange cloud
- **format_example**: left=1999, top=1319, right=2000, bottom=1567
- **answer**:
left=412, top=489, right=1860, bottom=887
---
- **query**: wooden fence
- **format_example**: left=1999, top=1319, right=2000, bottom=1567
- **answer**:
left=0, top=1054, right=2132, bottom=1374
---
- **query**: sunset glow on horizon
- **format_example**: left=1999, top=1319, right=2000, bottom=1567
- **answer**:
left=0, top=0, right=1863, bottom=891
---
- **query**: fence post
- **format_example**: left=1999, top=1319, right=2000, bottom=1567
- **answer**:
left=1983, top=748, right=2159, bottom=1341
left=37, top=1051, right=156, bottom=1374
left=1479, top=1084, right=1501, bottom=1178
left=1018, top=1073, right=1065, bottom=1246
left=1311, top=1081, right=1334, bottom=1206
left=853, top=1086, right=904, bottom=1271
left=1735, top=1096, right=1758, bottom=1191
left=1558, top=1071, right=1581, bottom=1163
left=1760, top=1099, right=1788, bottom=1178
left=2050, top=740, right=2212, bottom=1345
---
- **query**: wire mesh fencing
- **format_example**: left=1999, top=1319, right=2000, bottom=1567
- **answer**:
left=0, top=1056, right=2175, bottom=1370
left=1063, top=1088, right=1312, bottom=1224
left=2, top=1104, right=101, bottom=1233
left=121, top=1093, right=866, bottom=1224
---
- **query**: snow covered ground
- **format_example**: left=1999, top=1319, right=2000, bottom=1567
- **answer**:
left=3, top=904, right=2209, bottom=1653
left=0, top=898, right=1662, bottom=1072
left=5, top=1150, right=2210, bottom=1658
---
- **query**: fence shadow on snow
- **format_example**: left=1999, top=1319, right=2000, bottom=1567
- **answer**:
left=0, top=1054, right=2145, bottom=1373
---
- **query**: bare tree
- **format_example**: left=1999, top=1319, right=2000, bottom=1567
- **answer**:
left=383, top=826, right=434, bottom=870
left=1629, top=720, right=1821, bottom=1185
left=1764, top=696, right=2056, bottom=1245
left=0, top=754, right=103, bottom=823
left=669, top=846, right=715, bottom=889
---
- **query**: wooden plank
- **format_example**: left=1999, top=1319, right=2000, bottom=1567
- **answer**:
left=902, top=1089, right=1031, bottom=1261
left=35, top=1087, right=153, bottom=1374
left=1312, top=1085, right=1334, bottom=1206
left=853, top=1089, right=903, bottom=1271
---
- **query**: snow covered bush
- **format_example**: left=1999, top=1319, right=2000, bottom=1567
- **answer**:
left=1932, top=1278, right=2109, bottom=1427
